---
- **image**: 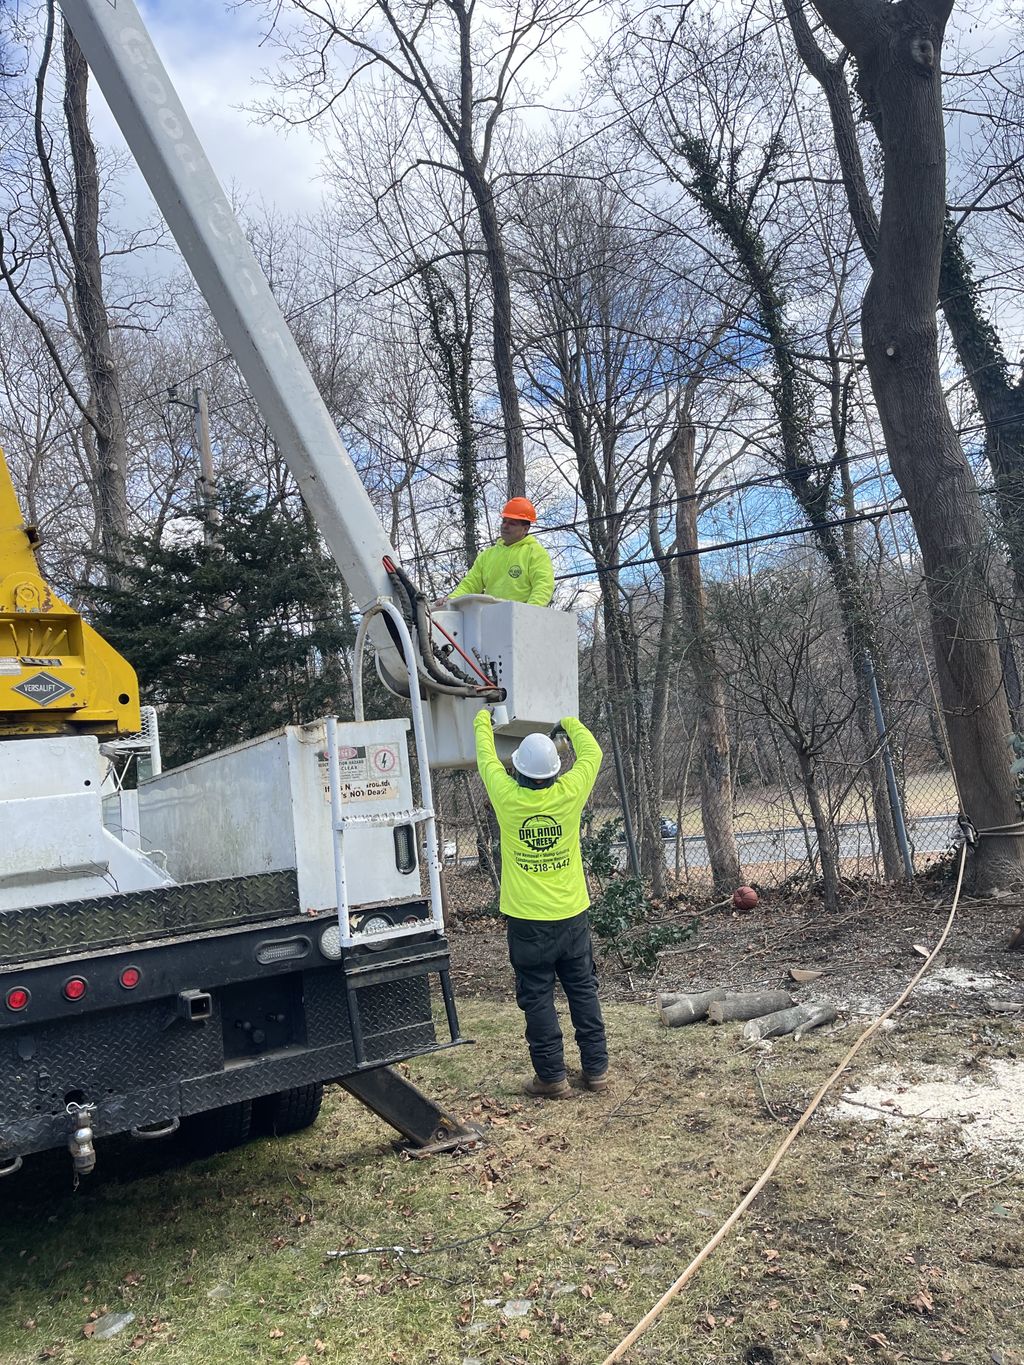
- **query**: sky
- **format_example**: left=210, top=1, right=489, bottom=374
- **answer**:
left=87, top=0, right=328, bottom=224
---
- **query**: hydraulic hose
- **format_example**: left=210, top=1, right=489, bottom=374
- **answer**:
left=383, top=558, right=501, bottom=700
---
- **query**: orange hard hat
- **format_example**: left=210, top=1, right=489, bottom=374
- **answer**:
left=501, top=497, right=537, bottom=523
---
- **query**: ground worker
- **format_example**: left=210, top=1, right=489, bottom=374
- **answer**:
left=474, top=707, right=608, bottom=1098
left=438, top=497, right=555, bottom=608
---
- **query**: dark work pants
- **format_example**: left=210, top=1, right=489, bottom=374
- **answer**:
left=505, top=911, right=608, bottom=1081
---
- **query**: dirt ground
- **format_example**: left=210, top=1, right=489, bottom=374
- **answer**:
left=443, top=866, right=1024, bottom=1020
left=1, top=868, right=1021, bottom=1365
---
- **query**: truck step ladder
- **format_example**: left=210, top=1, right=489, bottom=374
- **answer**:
left=326, top=600, right=460, bottom=1066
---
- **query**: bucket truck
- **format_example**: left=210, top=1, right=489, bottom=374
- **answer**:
left=0, top=0, right=577, bottom=1181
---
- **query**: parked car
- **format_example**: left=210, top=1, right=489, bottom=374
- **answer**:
left=660, top=818, right=678, bottom=839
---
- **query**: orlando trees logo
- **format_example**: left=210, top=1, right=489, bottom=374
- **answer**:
left=519, top=815, right=562, bottom=852
left=508, top=565, right=523, bottom=578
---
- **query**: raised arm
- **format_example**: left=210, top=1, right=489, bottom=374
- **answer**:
left=474, top=707, right=515, bottom=803
left=557, top=716, right=602, bottom=801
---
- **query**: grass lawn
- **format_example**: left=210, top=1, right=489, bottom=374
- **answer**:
left=0, top=1000, right=1021, bottom=1364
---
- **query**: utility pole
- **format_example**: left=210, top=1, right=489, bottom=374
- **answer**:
left=168, top=385, right=220, bottom=547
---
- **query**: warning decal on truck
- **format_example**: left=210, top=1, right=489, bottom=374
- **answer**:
left=320, top=743, right=403, bottom=804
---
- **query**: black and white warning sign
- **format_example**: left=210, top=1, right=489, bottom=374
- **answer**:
left=320, top=742, right=403, bottom=804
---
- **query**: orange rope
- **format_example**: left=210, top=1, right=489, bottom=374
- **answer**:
left=601, top=841, right=968, bottom=1363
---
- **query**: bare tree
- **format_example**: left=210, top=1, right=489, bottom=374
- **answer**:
left=513, top=158, right=747, bottom=894
left=610, top=15, right=909, bottom=879
left=0, top=4, right=136, bottom=582
left=727, top=561, right=860, bottom=913
left=800, top=0, right=1021, bottom=888
left=246, top=0, right=596, bottom=498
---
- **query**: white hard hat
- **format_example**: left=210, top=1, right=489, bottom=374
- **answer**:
left=511, top=732, right=561, bottom=780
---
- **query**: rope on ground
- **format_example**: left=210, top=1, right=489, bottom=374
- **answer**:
left=600, top=841, right=968, bottom=1365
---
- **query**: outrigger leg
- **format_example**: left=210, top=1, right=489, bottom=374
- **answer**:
left=341, top=1067, right=481, bottom=1153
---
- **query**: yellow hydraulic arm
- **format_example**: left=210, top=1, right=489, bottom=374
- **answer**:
left=0, top=447, right=141, bottom=736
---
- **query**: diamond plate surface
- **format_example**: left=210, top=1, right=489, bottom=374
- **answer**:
left=1, top=961, right=439, bottom=1158
left=0, top=871, right=300, bottom=965
left=303, top=971, right=435, bottom=1056
left=1, top=998, right=222, bottom=1154
left=359, top=977, right=434, bottom=1048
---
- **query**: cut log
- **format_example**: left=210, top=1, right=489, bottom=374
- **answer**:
left=743, top=1005, right=815, bottom=1041
left=707, top=991, right=793, bottom=1024
left=742, top=1002, right=836, bottom=1042
left=657, top=988, right=728, bottom=1027
left=793, top=1004, right=837, bottom=1041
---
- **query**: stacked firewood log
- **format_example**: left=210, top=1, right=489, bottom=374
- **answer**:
left=656, top=989, right=836, bottom=1041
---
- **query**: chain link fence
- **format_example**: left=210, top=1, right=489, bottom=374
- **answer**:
left=432, top=677, right=970, bottom=912
left=432, top=737, right=961, bottom=913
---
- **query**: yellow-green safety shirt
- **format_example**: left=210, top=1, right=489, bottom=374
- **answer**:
left=451, top=536, right=555, bottom=607
left=474, top=711, right=603, bottom=921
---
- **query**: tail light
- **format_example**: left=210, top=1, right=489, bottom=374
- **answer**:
left=63, top=977, right=88, bottom=1001
left=5, top=987, right=30, bottom=1012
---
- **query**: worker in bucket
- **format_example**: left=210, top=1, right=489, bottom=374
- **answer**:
left=436, top=497, right=555, bottom=608
left=474, top=707, right=608, bottom=1098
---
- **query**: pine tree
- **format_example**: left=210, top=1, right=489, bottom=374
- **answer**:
left=89, top=483, right=353, bottom=766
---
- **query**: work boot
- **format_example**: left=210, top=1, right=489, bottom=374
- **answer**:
left=523, top=1074, right=571, bottom=1099
left=582, top=1069, right=610, bottom=1094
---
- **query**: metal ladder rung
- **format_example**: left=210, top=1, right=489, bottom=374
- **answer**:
left=327, top=600, right=451, bottom=1066
left=334, top=806, right=433, bottom=830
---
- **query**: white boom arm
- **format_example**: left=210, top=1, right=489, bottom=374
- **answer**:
left=57, top=0, right=413, bottom=661
left=57, top=0, right=578, bottom=766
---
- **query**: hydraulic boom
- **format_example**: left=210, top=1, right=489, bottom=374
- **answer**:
left=55, top=0, right=577, bottom=765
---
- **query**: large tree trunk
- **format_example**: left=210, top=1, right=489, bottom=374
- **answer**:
left=62, top=23, right=129, bottom=584
left=783, top=0, right=1024, bottom=607
left=810, top=0, right=1021, bottom=889
left=671, top=426, right=740, bottom=893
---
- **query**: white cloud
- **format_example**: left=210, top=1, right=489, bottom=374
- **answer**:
left=87, top=0, right=326, bottom=226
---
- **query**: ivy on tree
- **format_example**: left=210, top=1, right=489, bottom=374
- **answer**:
left=90, top=482, right=353, bottom=767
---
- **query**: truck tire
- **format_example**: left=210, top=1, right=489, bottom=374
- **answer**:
left=255, top=1083, right=324, bottom=1137
left=183, top=1100, right=253, bottom=1155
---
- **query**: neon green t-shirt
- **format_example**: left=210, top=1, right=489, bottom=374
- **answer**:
left=474, top=711, right=603, bottom=921
left=451, top=536, right=555, bottom=607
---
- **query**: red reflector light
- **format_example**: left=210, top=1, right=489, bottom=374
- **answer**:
left=62, top=977, right=87, bottom=1001
left=5, top=987, right=30, bottom=1012
left=119, top=966, right=141, bottom=990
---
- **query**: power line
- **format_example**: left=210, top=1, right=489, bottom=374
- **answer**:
left=552, top=501, right=912, bottom=581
